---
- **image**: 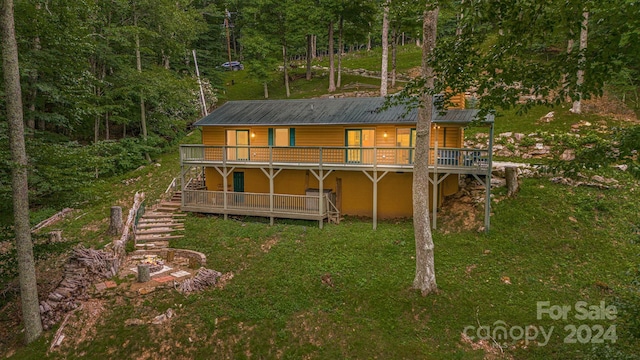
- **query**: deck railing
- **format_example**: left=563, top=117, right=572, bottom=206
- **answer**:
left=182, top=190, right=331, bottom=215
left=180, top=145, right=489, bottom=170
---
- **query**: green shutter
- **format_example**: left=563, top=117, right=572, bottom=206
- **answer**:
left=268, top=128, right=274, bottom=146
left=289, top=128, right=296, bottom=146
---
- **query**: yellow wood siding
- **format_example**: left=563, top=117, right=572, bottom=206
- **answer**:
left=296, top=126, right=345, bottom=147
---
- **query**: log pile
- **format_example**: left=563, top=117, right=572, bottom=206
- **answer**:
left=112, top=192, right=145, bottom=273
left=178, top=268, right=222, bottom=294
left=39, top=246, right=116, bottom=330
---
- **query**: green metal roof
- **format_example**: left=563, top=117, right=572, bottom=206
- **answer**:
left=194, top=97, right=494, bottom=127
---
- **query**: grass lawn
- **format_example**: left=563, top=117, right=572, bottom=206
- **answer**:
left=4, top=172, right=640, bottom=359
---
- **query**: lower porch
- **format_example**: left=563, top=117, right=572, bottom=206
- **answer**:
left=181, top=189, right=339, bottom=227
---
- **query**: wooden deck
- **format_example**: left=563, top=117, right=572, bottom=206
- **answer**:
left=180, top=145, right=490, bottom=174
left=181, top=190, right=338, bottom=224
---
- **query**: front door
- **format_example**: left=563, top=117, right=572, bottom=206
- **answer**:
left=232, top=172, right=245, bottom=205
left=233, top=172, right=244, bottom=192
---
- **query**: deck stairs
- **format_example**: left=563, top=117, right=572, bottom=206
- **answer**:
left=134, top=190, right=186, bottom=249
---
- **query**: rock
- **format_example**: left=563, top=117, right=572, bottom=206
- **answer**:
left=539, top=111, right=554, bottom=122
left=498, top=132, right=513, bottom=137
left=615, top=164, right=628, bottom=171
left=535, top=143, right=545, bottom=150
left=514, top=133, right=525, bottom=141
left=152, top=314, right=167, bottom=324
left=560, top=149, right=576, bottom=161
left=591, top=175, right=618, bottom=185
left=165, top=308, right=175, bottom=319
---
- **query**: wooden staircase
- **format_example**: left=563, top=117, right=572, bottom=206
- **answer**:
left=135, top=191, right=185, bottom=249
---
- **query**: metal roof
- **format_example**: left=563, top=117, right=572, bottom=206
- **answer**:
left=194, top=97, right=494, bottom=127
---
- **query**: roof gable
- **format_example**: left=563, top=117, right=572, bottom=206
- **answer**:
left=194, top=97, right=493, bottom=127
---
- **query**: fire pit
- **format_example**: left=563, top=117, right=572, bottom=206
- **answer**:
left=140, top=255, right=164, bottom=273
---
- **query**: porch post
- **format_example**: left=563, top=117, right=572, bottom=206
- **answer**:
left=372, top=148, right=378, bottom=230
left=372, top=170, right=378, bottom=230
left=223, top=146, right=228, bottom=220
left=432, top=132, right=439, bottom=229
left=269, top=167, right=274, bottom=226
left=318, top=149, right=324, bottom=229
left=485, top=122, right=495, bottom=232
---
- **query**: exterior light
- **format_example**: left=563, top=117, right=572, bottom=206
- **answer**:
left=384, top=132, right=388, bottom=138
left=251, top=132, right=255, bottom=138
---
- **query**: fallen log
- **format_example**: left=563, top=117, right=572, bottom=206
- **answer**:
left=31, top=208, right=73, bottom=233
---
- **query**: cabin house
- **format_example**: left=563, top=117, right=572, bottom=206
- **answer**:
left=179, top=97, right=495, bottom=229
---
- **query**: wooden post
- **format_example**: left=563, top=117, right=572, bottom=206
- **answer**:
left=137, top=264, right=150, bottom=282
left=506, top=166, right=519, bottom=197
left=107, top=206, right=123, bottom=236
left=166, top=249, right=175, bottom=262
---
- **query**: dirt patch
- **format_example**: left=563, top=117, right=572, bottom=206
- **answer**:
left=260, top=235, right=280, bottom=253
left=52, top=299, right=107, bottom=353
left=582, top=93, right=639, bottom=123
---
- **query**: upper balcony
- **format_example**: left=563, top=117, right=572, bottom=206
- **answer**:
left=180, top=145, right=491, bottom=174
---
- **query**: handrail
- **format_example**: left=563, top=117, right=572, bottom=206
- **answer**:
left=180, top=145, right=489, bottom=169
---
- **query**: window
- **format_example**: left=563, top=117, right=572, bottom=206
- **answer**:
left=345, top=129, right=375, bottom=163
left=226, top=129, right=250, bottom=160
left=397, top=128, right=416, bottom=164
left=268, top=128, right=296, bottom=146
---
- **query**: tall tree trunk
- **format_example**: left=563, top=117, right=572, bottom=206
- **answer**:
left=380, top=0, right=390, bottom=96
left=134, top=13, right=151, bottom=161
left=413, top=4, right=439, bottom=296
left=0, top=0, right=44, bottom=343
left=263, top=82, right=269, bottom=99
left=571, top=10, right=588, bottom=114
left=306, top=34, right=312, bottom=80
left=337, top=15, right=344, bottom=89
left=328, top=21, right=336, bottom=92
left=283, top=44, right=290, bottom=98
left=105, top=113, right=110, bottom=140
left=391, top=28, right=397, bottom=88
left=311, top=34, right=317, bottom=59
left=367, top=27, right=372, bottom=51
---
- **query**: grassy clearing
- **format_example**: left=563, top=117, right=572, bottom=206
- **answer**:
left=5, top=175, right=640, bottom=359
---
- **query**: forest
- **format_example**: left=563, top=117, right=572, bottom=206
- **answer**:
left=1, top=0, right=639, bottom=213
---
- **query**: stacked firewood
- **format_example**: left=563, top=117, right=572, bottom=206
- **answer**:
left=178, top=268, right=222, bottom=294
left=40, top=246, right=116, bottom=330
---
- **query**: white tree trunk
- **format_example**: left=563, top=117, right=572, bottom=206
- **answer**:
left=380, top=0, right=390, bottom=96
left=134, top=13, right=151, bottom=162
left=337, top=16, right=343, bottom=88
left=1, top=0, right=44, bottom=343
left=571, top=10, right=588, bottom=114
left=283, top=45, right=290, bottom=98
left=328, top=22, right=336, bottom=92
left=413, top=5, right=439, bottom=296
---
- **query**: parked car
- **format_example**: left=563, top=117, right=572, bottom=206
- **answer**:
left=221, top=61, right=244, bottom=70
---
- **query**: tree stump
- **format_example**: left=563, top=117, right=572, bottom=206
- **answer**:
left=137, top=264, right=151, bottom=283
left=47, top=230, right=63, bottom=244
left=505, top=166, right=520, bottom=197
left=166, top=250, right=175, bottom=263
left=107, top=206, right=123, bottom=236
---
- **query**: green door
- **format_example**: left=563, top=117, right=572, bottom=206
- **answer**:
left=232, top=172, right=244, bottom=205
left=233, top=172, right=244, bottom=192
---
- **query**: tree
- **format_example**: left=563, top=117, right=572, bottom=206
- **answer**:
left=412, top=2, right=438, bottom=295
left=380, top=0, right=390, bottom=96
left=0, top=0, right=43, bottom=343
left=571, top=10, right=589, bottom=114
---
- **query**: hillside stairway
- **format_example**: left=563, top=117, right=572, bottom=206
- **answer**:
left=135, top=191, right=186, bottom=249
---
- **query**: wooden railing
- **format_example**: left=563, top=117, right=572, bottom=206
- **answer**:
left=182, top=190, right=332, bottom=215
left=180, top=145, right=489, bottom=170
